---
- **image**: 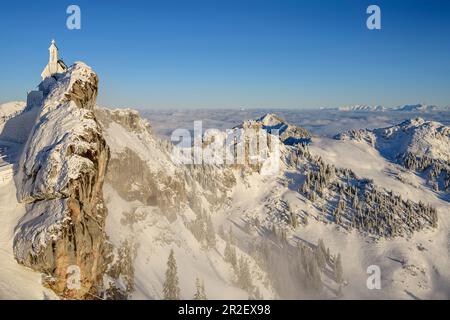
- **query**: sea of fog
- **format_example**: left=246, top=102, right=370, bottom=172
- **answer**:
left=140, top=109, right=450, bottom=139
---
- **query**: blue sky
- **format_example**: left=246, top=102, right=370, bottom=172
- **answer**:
left=1, top=0, right=449, bottom=109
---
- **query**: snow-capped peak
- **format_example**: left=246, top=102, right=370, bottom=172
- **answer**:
left=257, top=113, right=286, bottom=127
left=336, top=117, right=450, bottom=163
left=237, top=113, right=311, bottom=146
left=338, top=104, right=385, bottom=112
left=394, top=103, right=438, bottom=112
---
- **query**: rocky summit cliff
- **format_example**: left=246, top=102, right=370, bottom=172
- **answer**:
left=13, top=62, right=111, bottom=299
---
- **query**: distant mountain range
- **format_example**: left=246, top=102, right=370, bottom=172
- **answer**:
left=327, top=103, right=450, bottom=112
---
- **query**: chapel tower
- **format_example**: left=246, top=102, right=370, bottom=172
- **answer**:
left=41, top=39, right=67, bottom=80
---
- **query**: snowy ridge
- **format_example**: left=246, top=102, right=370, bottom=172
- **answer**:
left=394, top=104, right=439, bottom=112
left=329, top=103, right=447, bottom=112
left=338, top=105, right=385, bottom=112
left=334, top=118, right=450, bottom=193
left=335, top=118, right=450, bottom=163
left=0, top=101, right=26, bottom=123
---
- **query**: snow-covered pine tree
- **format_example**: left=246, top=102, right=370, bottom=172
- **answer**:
left=224, top=238, right=237, bottom=267
left=193, top=277, right=207, bottom=300
left=238, top=256, right=253, bottom=290
left=205, top=215, right=216, bottom=248
left=224, top=238, right=232, bottom=261
left=334, top=253, right=343, bottom=283
left=309, top=257, right=323, bottom=292
left=290, top=211, right=298, bottom=229
left=218, top=225, right=225, bottom=238
left=251, top=286, right=263, bottom=300
left=229, top=226, right=235, bottom=245
left=163, top=249, right=181, bottom=300
left=316, top=239, right=327, bottom=269
left=200, top=279, right=207, bottom=300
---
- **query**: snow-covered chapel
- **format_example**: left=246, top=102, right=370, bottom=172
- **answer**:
left=40, top=39, right=67, bottom=80
left=26, top=40, right=68, bottom=109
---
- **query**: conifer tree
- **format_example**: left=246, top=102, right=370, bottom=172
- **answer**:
left=290, top=211, right=298, bottom=229
left=218, top=225, right=225, bottom=238
left=229, top=226, right=235, bottom=245
left=252, top=287, right=263, bottom=300
left=316, top=239, right=327, bottom=269
left=334, top=253, right=343, bottom=283
left=238, top=256, right=252, bottom=290
left=200, top=279, right=207, bottom=300
left=193, top=277, right=207, bottom=300
left=205, top=215, right=216, bottom=248
left=224, top=238, right=232, bottom=261
left=163, top=249, right=180, bottom=300
left=224, top=239, right=237, bottom=267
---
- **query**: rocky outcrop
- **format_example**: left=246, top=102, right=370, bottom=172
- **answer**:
left=95, top=107, right=234, bottom=222
left=14, top=62, right=110, bottom=299
left=245, top=113, right=311, bottom=146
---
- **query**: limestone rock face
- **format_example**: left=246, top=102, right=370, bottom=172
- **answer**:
left=95, top=107, right=235, bottom=221
left=14, top=62, right=110, bottom=299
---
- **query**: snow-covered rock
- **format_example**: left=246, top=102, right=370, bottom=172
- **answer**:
left=14, top=62, right=111, bottom=299
left=237, top=113, right=311, bottom=146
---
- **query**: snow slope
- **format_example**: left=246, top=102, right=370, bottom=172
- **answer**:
left=0, top=102, right=55, bottom=299
left=0, top=178, right=57, bottom=299
left=309, top=137, right=450, bottom=299
left=0, top=101, right=26, bottom=122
